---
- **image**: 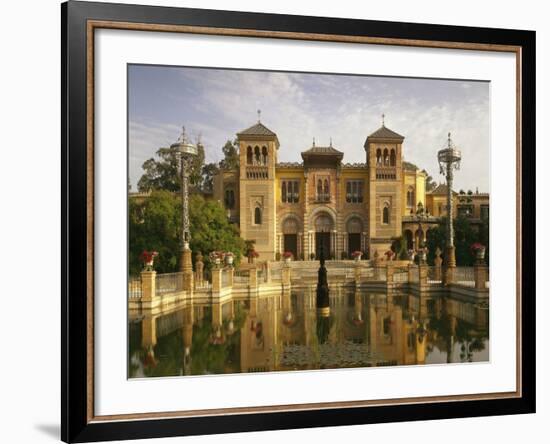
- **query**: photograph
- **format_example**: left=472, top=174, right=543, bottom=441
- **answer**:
left=127, top=66, right=491, bottom=378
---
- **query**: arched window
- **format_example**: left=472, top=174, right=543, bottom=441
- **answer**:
left=261, top=146, right=268, bottom=165
left=224, top=187, right=235, bottom=209
left=254, top=146, right=260, bottom=164
left=376, top=149, right=382, bottom=165
left=382, top=203, right=390, bottom=224
left=293, top=181, right=299, bottom=203
left=406, top=187, right=414, bottom=208
left=383, top=148, right=389, bottom=166
left=346, top=182, right=352, bottom=202
left=390, top=149, right=396, bottom=166
left=323, top=179, right=329, bottom=201
left=281, top=181, right=287, bottom=203
left=254, top=207, right=262, bottom=225
left=317, top=179, right=322, bottom=199
left=246, top=146, right=253, bottom=164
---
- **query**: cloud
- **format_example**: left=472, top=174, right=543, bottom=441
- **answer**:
left=128, top=66, right=490, bottom=193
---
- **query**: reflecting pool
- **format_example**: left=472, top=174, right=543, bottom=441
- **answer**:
left=128, top=288, right=488, bottom=378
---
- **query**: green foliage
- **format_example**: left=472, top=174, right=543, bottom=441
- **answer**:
left=219, top=139, right=240, bottom=170
left=425, top=175, right=437, bottom=191
left=189, top=194, right=245, bottom=269
left=426, top=216, right=489, bottom=266
left=129, top=190, right=180, bottom=275
left=200, top=162, right=219, bottom=193
left=129, top=191, right=245, bottom=276
left=137, top=143, right=205, bottom=192
left=391, top=235, right=409, bottom=260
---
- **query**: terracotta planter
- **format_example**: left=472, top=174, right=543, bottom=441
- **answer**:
left=225, top=255, right=234, bottom=265
left=475, top=248, right=486, bottom=261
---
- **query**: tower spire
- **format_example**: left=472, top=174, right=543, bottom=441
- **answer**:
left=257, top=109, right=261, bottom=123
left=382, top=113, right=385, bottom=127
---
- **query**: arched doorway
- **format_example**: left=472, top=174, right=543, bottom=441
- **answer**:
left=346, top=216, right=363, bottom=257
left=282, top=217, right=299, bottom=259
left=404, top=229, right=413, bottom=250
left=314, top=213, right=334, bottom=259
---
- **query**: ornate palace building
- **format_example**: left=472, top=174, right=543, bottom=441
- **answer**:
left=212, top=117, right=489, bottom=261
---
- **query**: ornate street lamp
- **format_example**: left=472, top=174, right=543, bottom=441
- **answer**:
left=437, top=132, right=462, bottom=284
left=170, top=127, right=198, bottom=283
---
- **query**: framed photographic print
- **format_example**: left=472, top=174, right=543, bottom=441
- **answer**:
left=61, top=0, right=536, bottom=442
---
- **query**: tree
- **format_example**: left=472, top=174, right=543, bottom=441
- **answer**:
left=129, top=190, right=180, bottom=275
left=425, top=216, right=488, bottom=266
left=425, top=174, right=437, bottom=191
left=219, top=139, right=240, bottom=170
left=137, top=142, right=205, bottom=192
left=200, top=162, right=219, bottom=193
left=129, top=191, right=245, bottom=276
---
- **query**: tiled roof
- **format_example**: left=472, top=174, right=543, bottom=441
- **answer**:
left=237, top=122, right=277, bottom=137
left=276, top=162, right=303, bottom=168
left=428, top=184, right=455, bottom=195
left=367, top=125, right=404, bottom=140
left=301, top=145, right=344, bottom=157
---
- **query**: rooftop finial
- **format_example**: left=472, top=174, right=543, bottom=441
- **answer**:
left=329, top=137, right=333, bottom=147
left=312, top=137, right=316, bottom=147
left=257, top=109, right=261, bottom=123
left=382, top=113, right=385, bottom=126
left=448, top=132, right=452, bottom=147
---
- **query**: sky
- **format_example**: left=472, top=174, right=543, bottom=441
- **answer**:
left=128, top=65, right=490, bottom=192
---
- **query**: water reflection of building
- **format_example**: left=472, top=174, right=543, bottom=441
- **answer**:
left=130, top=288, right=488, bottom=378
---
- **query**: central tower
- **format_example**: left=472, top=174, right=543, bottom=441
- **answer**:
left=364, top=117, right=405, bottom=258
left=237, top=115, right=279, bottom=259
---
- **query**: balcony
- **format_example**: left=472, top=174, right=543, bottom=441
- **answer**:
left=375, top=166, right=396, bottom=180
left=246, top=166, right=268, bottom=179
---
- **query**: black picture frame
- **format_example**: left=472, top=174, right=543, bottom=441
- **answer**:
left=62, top=1, right=536, bottom=442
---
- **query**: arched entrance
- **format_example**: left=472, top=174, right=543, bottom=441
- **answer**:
left=404, top=229, right=413, bottom=250
left=346, top=216, right=363, bottom=257
left=282, top=217, right=299, bottom=258
left=314, top=213, right=334, bottom=259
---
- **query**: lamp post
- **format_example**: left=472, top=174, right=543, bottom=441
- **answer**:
left=437, top=132, right=462, bottom=284
left=171, top=127, right=198, bottom=288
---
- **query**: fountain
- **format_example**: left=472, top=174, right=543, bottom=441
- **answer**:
left=316, top=241, right=330, bottom=316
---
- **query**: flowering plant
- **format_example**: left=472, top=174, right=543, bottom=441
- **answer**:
left=139, top=250, right=158, bottom=270
left=283, top=251, right=293, bottom=259
left=351, top=251, right=362, bottom=258
left=470, top=242, right=485, bottom=254
left=384, top=250, right=395, bottom=260
left=209, top=251, right=225, bottom=262
left=247, top=250, right=260, bottom=258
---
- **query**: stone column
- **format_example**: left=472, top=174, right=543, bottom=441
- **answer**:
left=211, top=265, right=222, bottom=295
left=419, top=263, right=428, bottom=290
left=386, top=263, right=394, bottom=285
left=443, top=246, right=456, bottom=285
left=141, top=270, right=156, bottom=302
left=248, top=266, right=258, bottom=288
left=408, top=263, right=414, bottom=283
left=181, top=248, right=194, bottom=291
left=226, top=265, right=234, bottom=287
left=354, top=262, right=362, bottom=286
left=282, top=263, right=291, bottom=288
left=474, top=263, right=488, bottom=290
